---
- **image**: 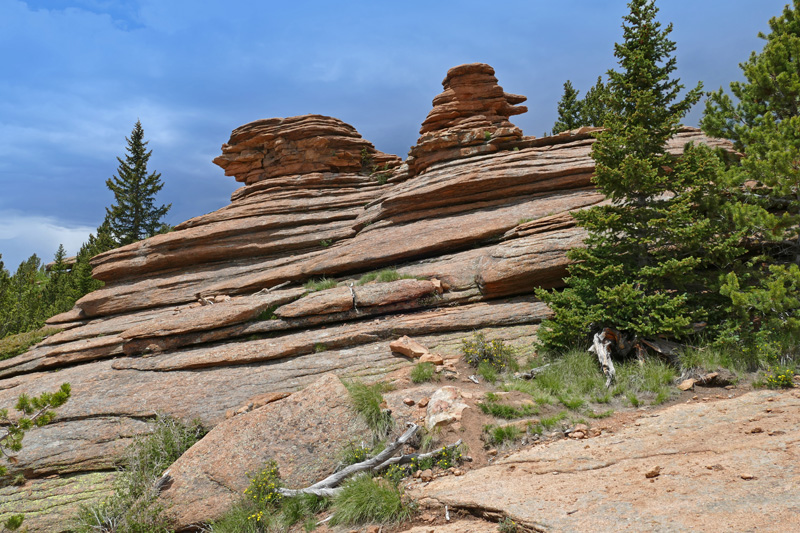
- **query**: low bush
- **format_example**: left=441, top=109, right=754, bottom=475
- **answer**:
left=462, top=333, right=517, bottom=373
left=74, top=414, right=205, bottom=532
left=479, top=395, right=537, bottom=419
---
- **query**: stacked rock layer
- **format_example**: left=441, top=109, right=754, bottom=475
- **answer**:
left=0, top=63, right=733, bottom=531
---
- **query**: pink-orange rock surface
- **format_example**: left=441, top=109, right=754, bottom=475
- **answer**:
left=0, top=62, right=734, bottom=531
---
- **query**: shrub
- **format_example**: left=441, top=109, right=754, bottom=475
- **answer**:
left=344, top=381, right=393, bottom=440
left=499, top=516, right=519, bottom=533
left=330, top=475, right=412, bottom=526
left=462, top=333, right=516, bottom=372
left=410, top=362, right=436, bottom=384
left=764, top=366, right=796, bottom=389
left=74, top=414, right=205, bottom=532
left=244, top=460, right=283, bottom=523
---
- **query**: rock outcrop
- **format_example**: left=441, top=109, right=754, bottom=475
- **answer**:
left=0, top=62, right=733, bottom=530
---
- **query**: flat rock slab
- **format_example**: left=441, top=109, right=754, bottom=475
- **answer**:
left=159, top=374, right=371, bottom=530
left=0, top=471, right=115, bottom=533
left=410, top=389, right=800, bottom=532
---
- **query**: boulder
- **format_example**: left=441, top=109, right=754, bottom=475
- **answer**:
left=426, top=386, right=471, bottom=430
left=159, top=374, right=371, bottom=529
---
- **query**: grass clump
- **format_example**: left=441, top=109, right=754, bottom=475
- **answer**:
left=410, top=362, right=437, bottom=384
left=484, top=424, right=522, bottom=446
left=462, top=333, right=517, bottom=373
left=256, top=305, right=279, bottom=321
left=499, top=516, right=520, bottom=533
left=303, top=278, right=337, bottom=292
left=479, top=394, right=537, bottom=419
left=357, top=269, right=420, bottom=286
left=344, top=381, right=393, bottom=440
left=330, top=475, right=413, bottom=526
left=74, top=414, right=205, bottom=532
left=0, top=327, right=61, bottom=361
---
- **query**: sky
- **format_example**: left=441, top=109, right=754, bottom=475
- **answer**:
left=0, top=0, right=791, bottom=270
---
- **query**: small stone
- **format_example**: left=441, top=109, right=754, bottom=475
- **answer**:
left=418, top=397, right=429, bottom=408
left=725, top=385, right=735, bottom=390
left=740, top=473, right=755, bottom=480
left=692, top=395, right=698, bottom=400
left=487, top=448, right=498, bottom=456
left=645, top=466, right=662, bottom=479
left=420, top=469, right=434, bottom=482
left=419, top=352, right=444, bottom=365
left=570, top=430, right=585, bottom=439
left=413, top=470, right=422, bottom=479
left=453, top=468, right=464, bottom=476
left=403, top=398, right=415, bottom=406
left=749, top=427, right=763, bottom=434
left=678, top=379, right=697, bottom=391
left=367, top=526, right=380, bottom=533
left=589, top=428, right=601, bottom=437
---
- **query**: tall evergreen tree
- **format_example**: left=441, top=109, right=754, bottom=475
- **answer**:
left=702, top=0, right=800, bottom=345
left=552, top=80, right=583, bottom=134
left=106, top=120, right=171, bottom=246
left=580, top=76, right=612, bottom=127
left=537, top=0, right=741, bottom=353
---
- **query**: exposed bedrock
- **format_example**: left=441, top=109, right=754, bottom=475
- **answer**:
left=3, top=62, right=734, bottom=531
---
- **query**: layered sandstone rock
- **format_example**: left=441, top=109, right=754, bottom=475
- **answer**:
left=0, top=63, right=734, bottom=531
left=407, top=63, right=527, bottom=175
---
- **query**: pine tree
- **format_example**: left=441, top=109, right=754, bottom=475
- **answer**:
left=106, top=120, right=171, bottom=246
left=42, top=244, right=75, bottom=318
left=701, top=0, right=800, bottom=348
left=552, top=80, right=583, bottom=134
left=537, top=0, right=741, bottom=352
left=580, top=76, right=612, bottom=127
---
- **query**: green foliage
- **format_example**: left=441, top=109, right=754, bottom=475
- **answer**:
left=105, top=120, right=171, bottom=246
left=484, top=131, right=492, bottom=141
left=498, top=516, right=520, bottom=533
left=764, top=366, right=796, bottom=388
left=313, top=343, right=327, bottom=353
left=701, top=1, right=800, bottom=351
left=339, top=442, right=371, bottom=466
left=484, top=424, right=521, bottom=446
left=0, top=383, right=70, bottom=531
left=244, top=460, right=284, bottom=523
left=462, top=333, right=517, bottom=373
left=256, top=305, right=279, bottom=321
left=344, top=381, right=393, bottom=440
left=319, top=239, right=332, bottom=247
left=75, top=414, right=205, bottom=532
left=303, top=278, right=337, bottom=292
left=552, top=80, right=583, bottom=134
left=479, top=396, right=537, bottom=419
left=329, top=474, right=412, bottom=526
left=538, top=0, right=741, bottom=352
left=410, top=362, right=437, bottom=384
left=580, top=76, right=612, bottom=127
left=357, top=269, right=420, bottom=285
left=0, top=327, right=61, bottom=361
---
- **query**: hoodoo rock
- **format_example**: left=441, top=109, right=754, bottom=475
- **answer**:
left=0, top=63, right=734, bottom=531
left=407, top=62, right=528, bottom=175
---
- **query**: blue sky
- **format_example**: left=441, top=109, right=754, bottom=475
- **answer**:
left=0, top=0, right=790, bottom=270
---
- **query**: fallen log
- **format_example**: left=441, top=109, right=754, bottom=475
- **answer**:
left=278, top=426, right=463, bottom=498
left=589, top=328, right=617, bottom=388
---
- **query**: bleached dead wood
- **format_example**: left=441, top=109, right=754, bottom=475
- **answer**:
left=278, top=424, right=420, bottom=497
left=589, top=328, right=617, bottom=388
left=278, top=426, right=464, bottom=498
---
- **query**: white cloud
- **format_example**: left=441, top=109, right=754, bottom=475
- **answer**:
left=0, top=211, right=94, bottom=270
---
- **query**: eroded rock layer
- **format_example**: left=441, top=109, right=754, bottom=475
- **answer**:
left=0, top=63, right=733, bottom=531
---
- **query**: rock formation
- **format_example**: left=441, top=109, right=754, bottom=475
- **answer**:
left=0, top=63, right=733, bottom=531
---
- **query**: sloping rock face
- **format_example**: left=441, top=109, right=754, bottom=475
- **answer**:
left=0, top=63, right=733, bottom=530
left=159, top=374, right=370, bottom=529
left=411, top=389, right=800, bottom=533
